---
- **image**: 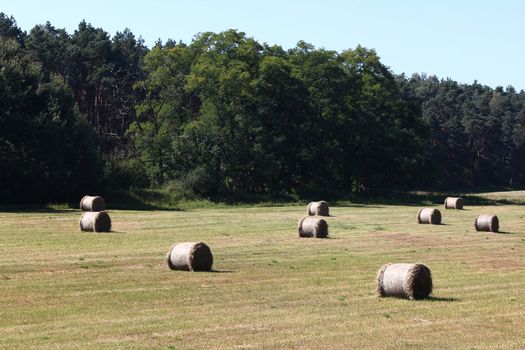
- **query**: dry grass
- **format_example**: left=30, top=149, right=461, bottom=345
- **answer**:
left=1, top=193, right=524, bottom=349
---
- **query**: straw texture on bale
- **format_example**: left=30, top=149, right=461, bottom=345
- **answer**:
left=79, top=211, right=112, bottom=232
left=297, top=217, right=328, bottom=238
left=167, top=242, right=213, bottom=271
left=376, top=263, right=433, bottom=300
left=444, top=197, right=464, bottom=209
left=474, top=215, right=499, bottom=232
left=417, top=207, right=441, bottom=224
left=80, top=195, right=105, bottom=212
left=307, top=201, right=329, bottom=216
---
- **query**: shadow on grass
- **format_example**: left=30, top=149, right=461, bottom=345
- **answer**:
left=106, top=190, right=184, bottom=211
left=183, top=189, right=515, bottom=208
left=3, top=187, right=524, bottom=212
left=333, top=189, right=525, bottom=207
left=212, top=188, right=525, bottom=208
left=0, top=206, right=76, bottom=213
left=0, top=190, right=177, bottom=212
left=210, top=269, right=234, bottom=273
left=426, top=296, right=459, bottom=302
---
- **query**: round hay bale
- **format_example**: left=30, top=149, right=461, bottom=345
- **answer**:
left=166, top=242, right=213, bottom=271
left=417, top=208, right=441, bottom=224
left=444, top=197, right=463, bottom=209
left=80, top=195, right=105, bottom=212
left=79, top=211, right=111, bottom=232
left=297, top=217, right=328, bottom=238
left=307, top=200, right=329, bottom=216
left=474, top=215, right=499, bottom=232
left=376, top=263, right=432, bottom=300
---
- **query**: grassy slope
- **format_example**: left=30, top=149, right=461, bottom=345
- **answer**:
left=0, top=194, right=524, bottom=349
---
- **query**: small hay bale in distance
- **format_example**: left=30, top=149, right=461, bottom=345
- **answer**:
left=417, top=207, right=441, bottom=225
left=474, top=215, right=499, bottom=232
left=307, top=200, right=329, bottom=216
left=167, top=242, right=213, bottom=271
left=79, top=211, right=112, bottom=232
left=376, top=263, right=433, bottom=300
left=444, top=197, right=464, bottom=209
left=80, top=195, right=105, bottom=212
left=297, top=217, right=328, bottom=238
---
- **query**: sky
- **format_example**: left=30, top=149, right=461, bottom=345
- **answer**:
left=2, top=0, right=525, bottom=90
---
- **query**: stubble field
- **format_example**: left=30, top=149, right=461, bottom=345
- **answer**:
left=1, top=193, right=524, bottom=349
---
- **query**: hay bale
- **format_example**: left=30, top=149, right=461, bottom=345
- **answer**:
left=166, top=242, right=213, bottom=271
left=417, top=208, right=441, bottom=224
left=307, top=200, right=329, bottom=216
left=79, top=211, right=111, bottom=232
left=474, top=215, right=499, bottom=232
left=376, top=263, right=432, bottom=300
left=80, top=195, right=105, bottom=212
left=444, top=197, right=463, bottom=209
left=297, top=217, right=328, bottom=238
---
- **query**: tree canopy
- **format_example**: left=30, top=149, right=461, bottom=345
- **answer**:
left=2, top=14, right=525, bottom=203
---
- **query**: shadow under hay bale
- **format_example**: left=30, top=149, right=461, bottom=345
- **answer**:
left=80, top=195, right=105, bottom=212
left=474, top=215, right=499, bottom=232
left=417, top=208, right=441, bottom=224
left=167, top=242, right=213, bottom=271
left=297, top=217, right=328, bottom=238
left=444, top=197, right=463, bottom=209
left=376, top=263, right=432, bottom=300
left=307, top=200, right=329, bottom=216
left=79, top=211, right=111, bottom=232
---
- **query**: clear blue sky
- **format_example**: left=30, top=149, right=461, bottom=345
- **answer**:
left=3, top=0, right=525, bottom=90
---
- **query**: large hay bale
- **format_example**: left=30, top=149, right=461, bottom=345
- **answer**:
left=376, top=263, right=432, bottom=300
left=297, top=217, right=328, bottom=238
left=417, top=208, right=441, bottom=224
left=80, top=195, right=105, bottom=212
left=79, top=211, right=111, bottom=232
left=307, top=200, right=329, bottom=216
left=474, top=215, right=499, bottom=232
left=444, top=197, right=464, bottom=209
left=167, top=242, right=213, bottom=271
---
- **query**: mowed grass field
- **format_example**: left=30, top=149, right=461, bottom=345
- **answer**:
left=1, top=194, right=524, bottom=349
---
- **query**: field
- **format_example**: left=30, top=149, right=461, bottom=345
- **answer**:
left=1, top=193, right=524, bottom=349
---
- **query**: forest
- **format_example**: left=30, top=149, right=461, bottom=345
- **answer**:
left=1, top=13, right=525, bottom=204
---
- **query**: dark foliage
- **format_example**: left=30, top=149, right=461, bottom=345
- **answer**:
left=2, top=14, right=525, bottom=204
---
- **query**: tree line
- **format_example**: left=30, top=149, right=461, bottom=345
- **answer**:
left=1, top=13, right=525, bottom=204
